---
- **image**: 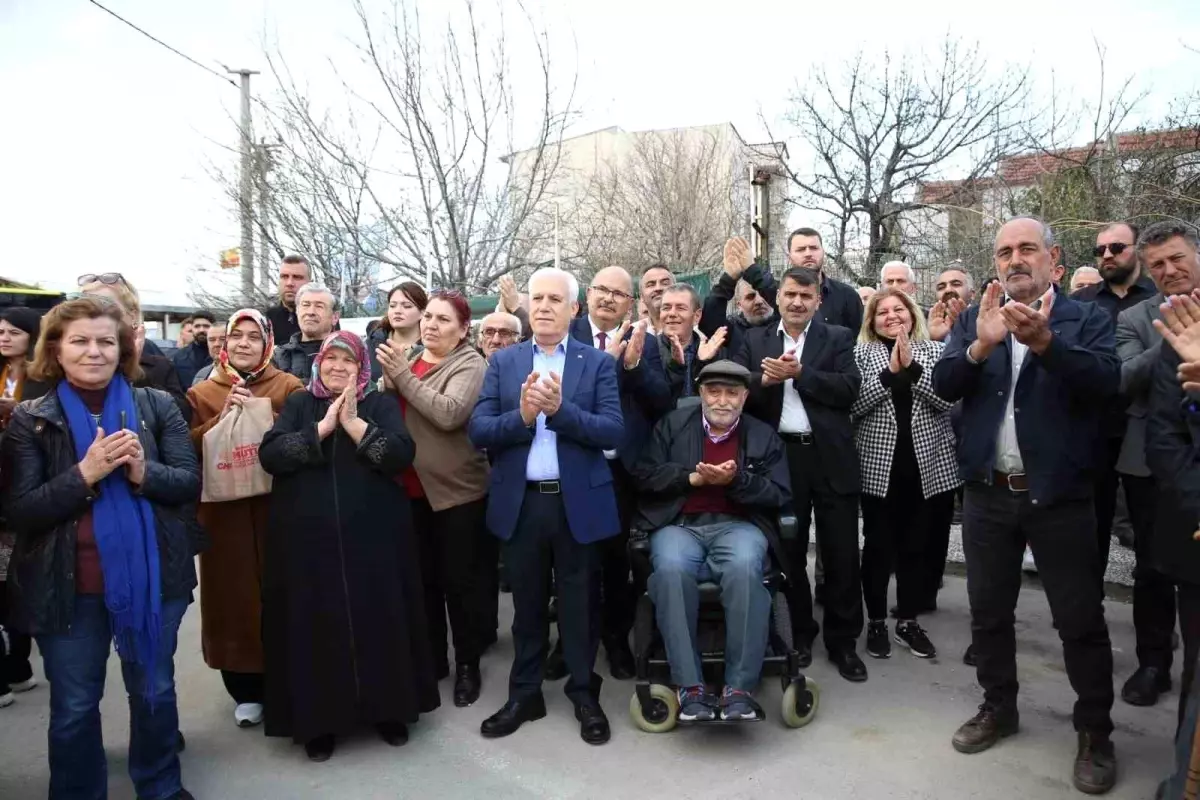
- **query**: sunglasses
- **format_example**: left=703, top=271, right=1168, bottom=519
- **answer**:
left=1093, top=243, right=1131, bottom=258
left=77, top=273, right=127, bottom=287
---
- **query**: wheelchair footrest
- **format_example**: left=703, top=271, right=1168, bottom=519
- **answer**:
left=677, top=714, right=766, bottom=726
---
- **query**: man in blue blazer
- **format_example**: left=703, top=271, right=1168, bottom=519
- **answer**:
left=469, top=267, right=625, bottom=745
left=934, top=216, right=1120, bottom=794
left=567, top=265, right=674, bottom=680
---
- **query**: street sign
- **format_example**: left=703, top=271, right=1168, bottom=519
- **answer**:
left=220, top=248, right=241, bottom=269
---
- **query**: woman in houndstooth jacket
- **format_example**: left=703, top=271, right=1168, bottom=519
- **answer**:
left=851, top=288, right=962, bottom=662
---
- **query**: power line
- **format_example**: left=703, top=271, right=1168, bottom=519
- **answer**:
left=86, top=0, right=239, bottom=89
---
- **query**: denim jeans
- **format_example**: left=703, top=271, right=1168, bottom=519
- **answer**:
left=648, top=520, right=770, bottom=691
left=36, top=595, right=189, bottom=800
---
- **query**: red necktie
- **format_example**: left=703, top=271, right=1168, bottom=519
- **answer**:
left=597, top=332, right=607, bottom=351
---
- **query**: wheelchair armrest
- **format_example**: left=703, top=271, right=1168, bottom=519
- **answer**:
left=628, top=528, right=651, bottom=554
left=778, top=512, right=799, bottom=541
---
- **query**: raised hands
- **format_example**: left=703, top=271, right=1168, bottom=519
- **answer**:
left=375, top=341, right=410, bottom=385
left=317, top=392, right=345, bottom=440
left=668, top=334, right=687, bottom=366
left=889, top=328, right=913, bottom=373
left=498, top=275, right=520, bottom=314
left=723, top=237, right=754, bottom=280
left=605, top=322, right=632, bottom=360
left=698, top=327, right=727, bottom=362
left=1154, top=291, right=1200, bottom=364
left=1000, top=285, right=1055, bottom=353
left=927, top=297, right=966, bottom=342
left=690, top=460, right=738, bottom=487
left=974, top=281, right=1008, bottom=349
left=622, top=321, right=648, bottom=369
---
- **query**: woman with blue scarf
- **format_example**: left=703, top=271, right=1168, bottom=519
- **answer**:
left=1, top=298, right=200, bottom=800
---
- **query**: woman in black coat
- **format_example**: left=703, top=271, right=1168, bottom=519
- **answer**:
left=259, top=331, right=439, bottom=762
left=1, top=298, right=200, bottom=800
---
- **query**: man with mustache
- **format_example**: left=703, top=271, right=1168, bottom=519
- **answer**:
left=656, top=284, right=727, bottom=407
left=632, top=360, right=791, bottom=722
left=170, top=311, right=215, bottom=387
left=936, top=266, right=975, bottom=306
left=1117, top=221, right=1200, bottom=710
left=567, top=266, right=674, bottom=680
left=786, top=227, right=863, bottom=334
left=639, top=264, right=676, bottom=335
left=478, top=311, right=523, bottom=362
left=273, top=284, right=340, bottom=381
left=733, top=268, right=865, bottom=682
left=1073, top=223, right=1159, bottom=590
left=934, top=216, right=1119, bottom=794
left=699, top=237, right=779, bottom=357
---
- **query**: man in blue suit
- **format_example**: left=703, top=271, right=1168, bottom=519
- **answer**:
left=469, top=267, right=625, bottom=745
left=567, top=265, right=674, bottom=680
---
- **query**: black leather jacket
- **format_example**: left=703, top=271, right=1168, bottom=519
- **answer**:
left=1, top=386, right=201, bottom=635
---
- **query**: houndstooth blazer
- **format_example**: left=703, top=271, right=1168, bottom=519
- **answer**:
left=851, top=339, right=962, bottom=499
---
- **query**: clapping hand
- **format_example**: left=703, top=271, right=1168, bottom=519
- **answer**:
left=761, top=350, right=800, bottom=386
left=927, top=297, right=966, bottom=342
left=1154, top=291, right=1200, bottom=364
left=605, top=322, right=632, bottom=360
left=999, top=285, right=1055, bottom=353
left=1178, top=360, right=1200, bottom=393
left=723, top=237, right=753, bottom=280
left=698, top=327, right=727, bottom=362
left=317, top=393, right=345, bottom=440
left=974, top=281, right=1008, bottom=349
left=526, top=372, right=563, bottom=417
left=622, top=321, right=648, bottom=369
left=668, top=334, right=687, bottom=366
left=375, top=342, right=409, bottom=385
left=499, top=275, right=520, bottom=314
left=337, top=385, right=358, bottom=426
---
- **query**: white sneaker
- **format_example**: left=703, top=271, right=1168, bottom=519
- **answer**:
left=1022, top=547, right=1037, bottom=574
left=10, top=677, right=38, bottom=693
left=234, top=702, right=264, bottom=728
left=0, top=691, right=13, bottom=708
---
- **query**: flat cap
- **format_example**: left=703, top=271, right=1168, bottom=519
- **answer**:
left=696, top=359, right=751, bottom=388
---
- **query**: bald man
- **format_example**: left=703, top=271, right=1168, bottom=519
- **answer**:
left=568, top=265, right=674, bottom=680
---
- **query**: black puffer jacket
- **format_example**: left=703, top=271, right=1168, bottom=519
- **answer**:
left=1, top=386, right=201, bottom=635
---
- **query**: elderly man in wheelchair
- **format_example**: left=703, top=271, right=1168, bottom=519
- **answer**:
left=628, top=360, right=816, bottom=729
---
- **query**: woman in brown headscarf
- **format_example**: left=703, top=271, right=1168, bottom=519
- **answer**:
left=187, top=309, right=303, bottom=729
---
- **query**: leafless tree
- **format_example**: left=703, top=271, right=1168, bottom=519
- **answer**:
left=774, top=38, right=1033, bottom=283
left=193, top=0, right=574, bottom=313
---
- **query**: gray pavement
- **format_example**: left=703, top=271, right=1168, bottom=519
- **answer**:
left=0, top=563, right=1178, bottom=800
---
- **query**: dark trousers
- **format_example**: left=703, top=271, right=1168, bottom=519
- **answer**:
left=1178, top=584, right=1200, bottom=731
left=221, top=670, right=264, bottom=705
left=1092, top=436, right=1124, bottom=576
left=783, top=439, right=863, bottom=652
left=599, top=460, right=636, bottom=649
left=861, top=485, right=953, bottom=621
left=413, top=496, right=492, bottom=668
left=505, top=487, right=601, bottom=706
left=0, top=580, right=34, bottom=692
left=962, top=483, right=1114, bottom=734
left=921, top=490, right=956, bottom=610
left=1123, top=474, right=1176, bottom=672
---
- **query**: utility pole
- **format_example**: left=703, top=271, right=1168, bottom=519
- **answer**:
left=228, top=68, right=259, bottom=306
left=255, top=138, right=278, bottom=291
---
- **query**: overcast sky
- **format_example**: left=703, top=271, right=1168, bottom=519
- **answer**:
left=2, top=0, right=1198, bottom=304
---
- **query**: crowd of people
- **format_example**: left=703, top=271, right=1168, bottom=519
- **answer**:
left=1, top=216, right=1200, bottom=798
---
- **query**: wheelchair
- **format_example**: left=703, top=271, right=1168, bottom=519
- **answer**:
left=626, top=512, right=819, bottom=732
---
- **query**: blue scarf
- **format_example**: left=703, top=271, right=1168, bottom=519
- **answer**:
left=57, top=379, right=162, bottom=701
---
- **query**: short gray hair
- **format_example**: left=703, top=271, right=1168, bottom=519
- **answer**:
left=662, top=283, right=702, bottom=312
left=879, top=260, right=916, bottom=287
left=480, top=311, right=521, bottom=334
left=528, top=267, right=579, bottom=303
left=999, top=216, right=1057, bottom=249
left=1137, top=220, right=1200, bottom=254
left=296, top=283, right=340, bottom=313
left=938, top=265, right=974, bottom=291
left=1072, top=265, right=1102, bottom=280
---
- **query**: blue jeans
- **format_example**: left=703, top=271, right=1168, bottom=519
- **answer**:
left=648, top=521, right=770, bottom=690
left=36, top=595, right=188, bottom=800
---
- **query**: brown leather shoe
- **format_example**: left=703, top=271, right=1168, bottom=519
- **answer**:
left=1073, top=732, right=1117, bottom=795
left=952, top=705, right=1018, bottom=754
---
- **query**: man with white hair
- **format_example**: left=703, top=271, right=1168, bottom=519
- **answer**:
left=1070, top=266, right=1103, bottom=293
left=469, top=267, right=624, bottom=745
left=273, top=284, right=341, bottom=381
left=880, top=261, right=918, bottom=297
left=478, top=311, right=523, bottom=361
left=858, top=286, right=877, bottom=304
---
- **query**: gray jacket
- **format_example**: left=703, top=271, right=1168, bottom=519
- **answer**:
left=1115, top=292, right=1164, bottom=477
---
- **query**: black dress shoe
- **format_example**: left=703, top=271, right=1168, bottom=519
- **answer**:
left=575, top=702, right=611, bottom=745
left=454, top=663, right=482, bottom=707
left=829, top=648, right=868, bottom=682
left=544, top=640, right=567, bottom=681
left=377, top=721, right=409, bottom=746
left=606, top=639, right=636, bottom=681
left=963, top=644, right=977, bottom=667
left=304, top=734, right=335, bottom=762
left=796, top=640, right=813, bottom=669
left=1121, top=666, right=1171, bottom=707
left=480, top=696, right=547, bottom=738
left=1074, top=732, right=1117, bottom=794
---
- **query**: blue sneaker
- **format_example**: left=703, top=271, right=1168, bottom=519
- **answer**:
left=721, top=686, right=758, bottom=721
left=677, top=686, right=717, bottom=722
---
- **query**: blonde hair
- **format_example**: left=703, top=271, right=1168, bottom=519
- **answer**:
left=80, top=277, right=142, bottom=323
left=859, top=288, right=929, bottom=343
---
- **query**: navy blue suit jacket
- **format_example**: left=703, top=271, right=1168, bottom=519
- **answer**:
left=468, top=337, right=625, bottom=544
left=932, top=291, right=1119, bottom=505
left=568, top=316, right=674, bottom=469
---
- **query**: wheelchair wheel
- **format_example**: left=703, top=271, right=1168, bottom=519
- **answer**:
left=781, top=676, right=819, bottom=729
left=630, top=684, right=679, bottom=733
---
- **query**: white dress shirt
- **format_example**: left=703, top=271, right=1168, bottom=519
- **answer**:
left=994, top=334, right=1027, bottom=473
left=777, top=320, right=813, bottom=434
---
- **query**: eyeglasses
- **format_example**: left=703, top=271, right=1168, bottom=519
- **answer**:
left=588, top=285, right=634, bottom=302
left=482, top=327, right=518, bottom=340
left=1093, top=243, right=1131, bottom=258
left=77, top=273, right=127, bottom=287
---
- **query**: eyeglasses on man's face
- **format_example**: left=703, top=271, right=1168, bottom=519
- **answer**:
left=482, top=327, right=518, bottom=340
left=77, top=273, right=127, bottom=287
left=588, top=285, right=633, bottom=302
